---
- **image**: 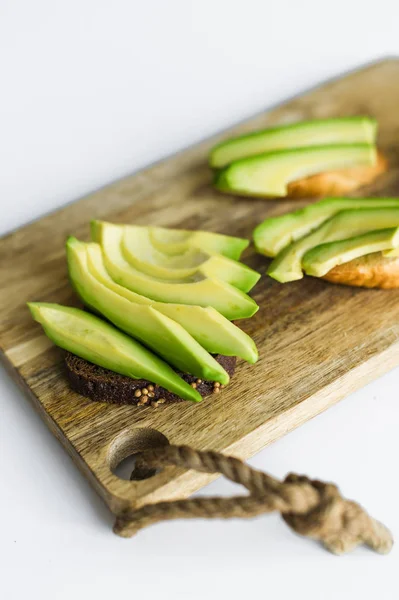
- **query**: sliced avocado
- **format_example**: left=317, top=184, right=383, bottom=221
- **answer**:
left=302, top=228, right=399, bottom=277
left=210, top=117, right=377, bottom=168
left=121, top=225, right=260, bottom=292
left=91, top=221, right=258, bottom=320
left=147, top=226, right=249, bottom=260
left=383, top=247, right=399, bottom=257
left=86, top=243, right=258, bottom=363
left=268, top=207, right=399, bottom=282
left=214, top=144, right=376, bottom=198
left=67, top=237, right=229, bottom=384
left=254, top=197, right=399, bottom=257
left=28, top=303, right=202, bottom=402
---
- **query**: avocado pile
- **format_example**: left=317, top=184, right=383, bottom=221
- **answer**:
left=209, top=117, right=378, bottom=197
left=29, top=223, right=260, bottom=403
left=253, top=197, right=399, bottom=282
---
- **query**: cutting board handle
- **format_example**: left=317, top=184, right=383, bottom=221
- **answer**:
left=112, top=444, right=393, bottom=555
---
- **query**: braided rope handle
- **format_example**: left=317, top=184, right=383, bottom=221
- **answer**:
left=114, top=445, right=393, bottom=555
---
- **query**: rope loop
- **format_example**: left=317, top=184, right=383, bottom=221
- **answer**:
left=113, top=445, right=393, bottom=555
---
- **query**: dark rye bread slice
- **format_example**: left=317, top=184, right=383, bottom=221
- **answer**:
left=65, top=352, right=236, bottom=407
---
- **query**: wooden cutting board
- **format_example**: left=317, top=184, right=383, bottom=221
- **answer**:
left=2, top=59, right=399, bottom=527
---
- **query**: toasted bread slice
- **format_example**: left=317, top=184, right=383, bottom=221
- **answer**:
left=286, top=150, right=387, bottom=198
left=322, top=252, right=399, bottom=289
left=65, top=352, right=236, bottom=406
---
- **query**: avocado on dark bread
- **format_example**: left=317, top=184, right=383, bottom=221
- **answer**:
left=29, top=302, right=205, bottom=402
left=65, top=352, right=236, bottom=406
left=90, top=221, right=258, bottom=321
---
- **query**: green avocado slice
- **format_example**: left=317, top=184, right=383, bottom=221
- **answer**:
left=214, top=144, right=376, bottom=198
left=67, top=237, right=229, bottom=384
left=28, top=303, right=202, bottom=402
left=148, top=226, right=249, bottom=260
left=268, top=207, right=399, bottom=282
left=383, top=247, right=399, bottom=257
left=91, top=221, right=258, bottom=320
left=85, top=243, right=258, bottom=363
left=210, top=117, right=377, bottom=168
left=302, top=228, right=399, bottom=277
left=253, top=197, right=399, bottom=257
left=121, top=225, right=260, bottom=292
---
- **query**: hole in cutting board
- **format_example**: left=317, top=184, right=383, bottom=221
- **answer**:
left=113, top=454, right=141, bottom=481
left=108, top=427, right=169, bottom=481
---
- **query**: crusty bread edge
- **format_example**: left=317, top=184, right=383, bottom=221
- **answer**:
left=321, top=252, right=399, bottom=289
left=286, top=150, right=387, bottom=198
left=216, top=150, right=387, bottom=200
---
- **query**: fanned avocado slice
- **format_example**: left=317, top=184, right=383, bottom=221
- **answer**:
left=67, top=237, right=230, bottom=384
left=28, top=303, right=202, bottom=402
left=85, top=243, right=258, bottom=364
left=383, top=247, right=399, bottom=257
left=214, top=144, right=376, bottom=198
left=302, top=228, right=399, bottom=277
left=91, top=221, right=258, bottom=320
left=268, top=207, right=399, bottom=282
left=148, top=226, right=249, bottom=260
left=254, top=197, right=399, bottom=257
left=210, top=117, right=377, bottom=168
left=121, top=225, right=260, bottom=292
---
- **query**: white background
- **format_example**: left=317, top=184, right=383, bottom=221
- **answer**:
left=1, top=1, right=398, bottom=598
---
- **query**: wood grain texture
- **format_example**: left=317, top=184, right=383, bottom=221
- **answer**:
left=2, top=59, right=399, bottom=520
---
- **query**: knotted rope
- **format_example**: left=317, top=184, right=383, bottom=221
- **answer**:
left=113, top=445, right=393, bottom=555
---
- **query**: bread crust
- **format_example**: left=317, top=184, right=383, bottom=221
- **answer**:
left=321, top=252, right=399, bottom=289
left=287, top=150, right=387, bottom=198
left=65, top=352, right=236, bottom=406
